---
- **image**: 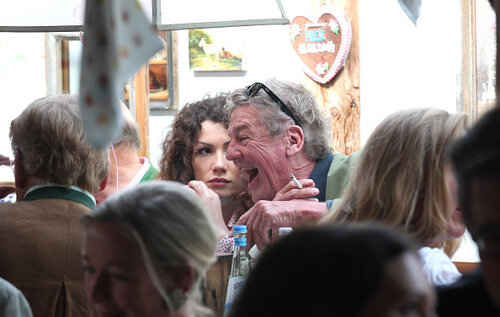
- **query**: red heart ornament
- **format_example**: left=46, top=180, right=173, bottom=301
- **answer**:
left=290, top=8, right=352, bottom=84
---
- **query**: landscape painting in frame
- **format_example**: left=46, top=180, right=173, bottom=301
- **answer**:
left=189, top=28, right=246, bottom=71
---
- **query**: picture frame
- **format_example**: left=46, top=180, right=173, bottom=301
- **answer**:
left=125, top=30, right=175, bottom=110
left=46, top=31, right=176, bottom=111
left=189, top=28, right=246, bottom=71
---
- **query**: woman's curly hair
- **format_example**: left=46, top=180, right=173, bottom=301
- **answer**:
left=159, top=94, right=253, bottom=215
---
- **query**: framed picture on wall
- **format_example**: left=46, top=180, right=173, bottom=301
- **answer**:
left=149, top=61, right=168, bottom=102
left=47, top=31, right=176, bottom=111
left=124, top=31, right=174, bottom=109
left=189, top=28, right=246, bottom=71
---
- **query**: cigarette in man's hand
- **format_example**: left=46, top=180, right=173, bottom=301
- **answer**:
left=289, top=173, right=303, bottom=189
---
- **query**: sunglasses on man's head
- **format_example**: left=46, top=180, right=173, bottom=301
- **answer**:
left=245, top=82, right=302, bottom=127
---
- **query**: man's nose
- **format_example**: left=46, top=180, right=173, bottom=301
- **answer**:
left=226, top=141, right=240, bottom=161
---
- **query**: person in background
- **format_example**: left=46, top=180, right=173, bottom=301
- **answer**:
left=322, top=108, right=468, bottom=286
left=437, top=105, right=500, bottom=315
left=159, top=95, right=252, bottom=255
left=226, top=79, right=357, bottom=250
left=231, top=224, right=436, bottom=317
left=0, top=154, right=9, bottom=166
left=94, top=102, right=158, bottom=204
left=0, top=101, right=157, bottom=206
left=0, top=154, right=15, bottom=200
left=0, top=95, right=109, bottom=316
left=82, top=181, right=217, bottom=317
left=0, top=277, right=33, bottom=317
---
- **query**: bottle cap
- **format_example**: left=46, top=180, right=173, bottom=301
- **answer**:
left=233, top=225, right=247, bottom=233
left=235, top=237, right=247, bottom=246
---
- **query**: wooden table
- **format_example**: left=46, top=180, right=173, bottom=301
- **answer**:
left=201, top=255, right=232, bottom=317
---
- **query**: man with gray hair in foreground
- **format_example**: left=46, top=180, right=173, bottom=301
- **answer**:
left=226, top=79, right=357, bottom=249
left=0, top=95, right=109, bottom=317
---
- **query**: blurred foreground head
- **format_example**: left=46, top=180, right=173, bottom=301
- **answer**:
left=231, top=224, right=436, bottom=317
left=82, top=181, right=217, bottom=317
left=450, top=105, right=500, bottom=309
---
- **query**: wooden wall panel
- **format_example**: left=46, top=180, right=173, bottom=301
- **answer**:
left=134, top=65, right=150, bottom=159
left=303, top=0, right=360, bottom=155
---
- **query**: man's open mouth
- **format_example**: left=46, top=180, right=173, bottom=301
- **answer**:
left=240, top=167, right=258, bottom=184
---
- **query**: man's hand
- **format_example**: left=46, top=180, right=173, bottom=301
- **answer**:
left=273, top=178, right=319, bottom=201
left=0, top=154, right=11, bottom=167
left=0, top=154, right=15, bottom=200
left=236, top=200, right=328, bottom=250
left=187, top=181, right=229, bottom=240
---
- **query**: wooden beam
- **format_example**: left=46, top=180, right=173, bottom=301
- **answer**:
left=305, top=0, right=360, bottom=155
left=496, top=0, right=500, bottom=99
left=171, top=31, right=179, bottom=109
left=461, top=0, right=478, bottom=120
left=201, top=256, right=232, bottom=317
left=453, top=261, right=479, bottom=274
left=134, top=65, right=150, bottom=159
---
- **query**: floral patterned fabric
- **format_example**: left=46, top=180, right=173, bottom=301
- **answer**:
left=215, top=212, right=239, bottom=256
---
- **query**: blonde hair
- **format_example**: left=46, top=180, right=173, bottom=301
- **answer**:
left=83, top=181, right=217, bottom=316
left=323, top=108, right=468, bottom=248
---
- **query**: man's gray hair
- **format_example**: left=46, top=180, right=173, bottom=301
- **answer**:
left=226, top=78, right=332, bottom=161
left=9, top=95, right=109, bottom=193
left=112, top=102, right=141, bottom=149
left=112, top=119, right=141, bottom=149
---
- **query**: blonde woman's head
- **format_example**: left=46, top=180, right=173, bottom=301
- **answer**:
left=82, top=181, right=217, bottom=317
left=324, top=108, right=468, bottom=247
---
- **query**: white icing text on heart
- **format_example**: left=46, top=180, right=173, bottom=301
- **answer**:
left=298, top=41, right=336, bottom=54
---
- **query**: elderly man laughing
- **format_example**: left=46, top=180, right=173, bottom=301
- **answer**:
left=226, top=79, right=357, bottom=249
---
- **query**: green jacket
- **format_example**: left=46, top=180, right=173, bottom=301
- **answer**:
left=325, top=152, right=359, bottom=207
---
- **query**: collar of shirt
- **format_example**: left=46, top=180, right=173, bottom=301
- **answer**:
left=309, top=152, right=334, bottom=202
left=24, top=183, right=96, bottom=209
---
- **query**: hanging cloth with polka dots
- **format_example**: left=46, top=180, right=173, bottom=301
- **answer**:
left=79, top=0, right=163, bottom=149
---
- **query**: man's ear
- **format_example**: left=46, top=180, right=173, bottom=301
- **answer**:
left=285, top=125, right=305, bottom=157
left=14, top=150, right=28, bottom=200
left=99, top=171, right=110, bottom=193
left=99, top=153, right=112, bottom=193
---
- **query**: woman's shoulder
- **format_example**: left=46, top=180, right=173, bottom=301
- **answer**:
left=418, top=246, right=462, bottom=286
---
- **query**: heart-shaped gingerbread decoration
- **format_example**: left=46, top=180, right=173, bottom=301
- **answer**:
left=289, top=8, right=352, bottom=84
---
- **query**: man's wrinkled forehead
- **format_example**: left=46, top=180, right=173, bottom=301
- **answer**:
left=229, top=105, right=262, bottom=130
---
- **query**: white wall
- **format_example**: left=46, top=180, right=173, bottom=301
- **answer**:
left=359, top=0, right=462, bottom=144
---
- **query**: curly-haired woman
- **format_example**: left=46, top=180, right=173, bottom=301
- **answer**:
left=159, top=94, right=253, bottom=255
